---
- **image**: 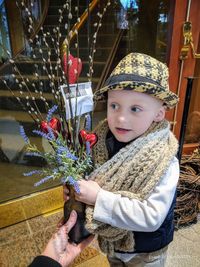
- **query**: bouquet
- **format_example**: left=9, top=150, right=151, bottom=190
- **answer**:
left=20, top=96, right=97, bottom=242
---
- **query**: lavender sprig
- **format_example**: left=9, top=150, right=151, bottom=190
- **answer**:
left=86, top=141, right=91, bottom=155
left=47, top=126, right=56, bottom=140
left=32, top=129, right=52, bottom=140
left=34, top=175, right=54, bottom=187
left=56, top=146, right=78, bottom=162
left=84, top=114, right=92, bottom=131
left=46, top=105, right=58, bottom=122
left=24, top=170, right=42, bottom=176
left=67, top=176, right=80, bottom=194
left=20, top=104, right=94, bottom=189
left=20, top=125, right=30, bottom=144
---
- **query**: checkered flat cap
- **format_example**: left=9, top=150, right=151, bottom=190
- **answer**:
left=95, top=53, right=179, bottom=109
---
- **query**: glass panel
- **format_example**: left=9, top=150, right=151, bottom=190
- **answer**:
left=115, top=0, right=170, bottom=62
left=0, top=1, right=11, bottom=62
left=184, top=56, right=200, bottom=143
left=0, top=0, right=59, bottom=203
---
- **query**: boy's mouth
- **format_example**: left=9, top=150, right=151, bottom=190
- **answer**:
left=115, top=127, right=131, bottom=134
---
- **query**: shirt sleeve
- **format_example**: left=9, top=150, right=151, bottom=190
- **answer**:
left=28, top=256, right=62, bottom=267
left=93, top=157, right=179, bottom=232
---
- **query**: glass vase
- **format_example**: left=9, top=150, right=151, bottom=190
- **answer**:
left=63, top=186, right=91, bottom=244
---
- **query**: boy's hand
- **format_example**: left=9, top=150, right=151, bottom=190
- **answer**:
left=63, top=184, right=70, bottom=202
left=74, top=180, right=101, bottom=205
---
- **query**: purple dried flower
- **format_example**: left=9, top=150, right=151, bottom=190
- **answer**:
left=86, top=141, right=91, bottom=155
left=57, top=146, right=68, bottom=154
left=32, top=130, right=51, bottom=140
left=47, top=126, right=56, bottom=140
left=24, top=170, right=42, bottom=176
left=34, top=175, right=54, bottom=186
left=56, top=154, right=62, bottom=165
left=46, top=105, right=58, bottom=122
left=57, top=146, right=78, bottom=161
left=20, top=126, right=30, bottom=144
left=66, top=152, right=78, bottom=161
left=67, top=176, right=80, bottom=194
left=85, top=114, right=92, bottom=131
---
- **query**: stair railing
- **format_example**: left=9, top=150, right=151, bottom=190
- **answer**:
left=95, top=29, right=124, bottom=93
left=61, top=0, right=100, bottom=56
left=0, top=0, right=49, bottom=72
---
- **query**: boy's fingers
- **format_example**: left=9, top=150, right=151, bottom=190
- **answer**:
left=63, top=195, right=69, bottom=201
left=63, top=185, right=70, bottom=201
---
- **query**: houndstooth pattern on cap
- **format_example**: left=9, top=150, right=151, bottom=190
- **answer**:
left=94, top=53, right=179, bottom=109
left=111, top=53, right=169, bottom=89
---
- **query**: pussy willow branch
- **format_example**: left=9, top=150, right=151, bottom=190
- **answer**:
left=88, top=1, right=111, bottom=79
left=11, top=63, right=44, bottom=121
left=0, top=41, right=42, bottom=122
left=0, top=77, right=38, bottom=123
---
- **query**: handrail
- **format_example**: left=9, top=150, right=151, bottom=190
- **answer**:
left=95, top=29, right=124, bottom=93
left=13, top=0, right=50, bottom=57
left=30, top=0, right=50, bottom=45
left=0, top=0, right=49, bottom=71
left=62, top=0, right=100, bottom=52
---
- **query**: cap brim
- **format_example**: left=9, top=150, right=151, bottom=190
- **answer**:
left=94, top=81, right=179, bottom=109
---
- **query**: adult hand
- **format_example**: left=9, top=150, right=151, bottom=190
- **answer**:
left=42, top=210, right=94, bottom=267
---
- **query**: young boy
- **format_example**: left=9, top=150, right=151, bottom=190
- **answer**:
left=71, top=53, right=179, bottom=266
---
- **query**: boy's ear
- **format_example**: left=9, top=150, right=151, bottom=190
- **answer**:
left=154, top=106, right=166, bottom=122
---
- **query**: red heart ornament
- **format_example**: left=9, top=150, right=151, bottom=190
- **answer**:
left=79, top=130, right=98, bottom=148
left=40, top=117, right=61, bottom=137
left=49, top=117, right=61, bottom=132
left=40, top=120, right=49, bottom=134
left=62, top=53, right=82, bottom=84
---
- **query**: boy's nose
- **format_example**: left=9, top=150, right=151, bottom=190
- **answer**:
left=117, top=113, right=126, bottom=122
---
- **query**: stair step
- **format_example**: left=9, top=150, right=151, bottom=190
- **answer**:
left=48, top=0, right=88, bottom=6
left=0, top=109, right=45, bottom=123
left=1, top=74, right=98, bottom=82
left=0, top=75, right=99, bottom=94
left=0, top=90, right=54, bottom=100
left=43, top=22, right=118, bottom=34
left=44, top=11, right=116, bottom=26
left=36, top=33, right=117, bottom=48
left=4, top=60, right=105, bottom=77
left=47, top=5, right=86, bottom=16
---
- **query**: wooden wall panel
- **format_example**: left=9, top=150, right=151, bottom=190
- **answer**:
left=167, top=0, right=200, bottom=142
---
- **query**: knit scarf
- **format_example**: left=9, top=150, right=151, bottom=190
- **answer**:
left=85, top=119, right=178, bottom=256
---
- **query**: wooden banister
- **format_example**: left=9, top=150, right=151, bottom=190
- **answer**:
left=62, top=0, right=100, bottom=52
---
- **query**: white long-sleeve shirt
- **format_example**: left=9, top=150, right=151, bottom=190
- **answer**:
left=93, top=156, right=179, bottom=261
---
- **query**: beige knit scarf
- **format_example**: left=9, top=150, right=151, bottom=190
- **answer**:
left=85, top=119, right=178, bottom=256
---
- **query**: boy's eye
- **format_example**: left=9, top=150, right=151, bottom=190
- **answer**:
left=110, top=103, right=119, bottom=110
left=131, top=106, right=141, bottom=112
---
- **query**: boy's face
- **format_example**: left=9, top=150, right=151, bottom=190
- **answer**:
left=107, top=90, right=166, bottom=143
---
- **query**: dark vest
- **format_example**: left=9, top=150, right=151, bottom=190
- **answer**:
left=106, top=132, right=176, bottom=253
left=132, top=192, right=176, bottom=253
